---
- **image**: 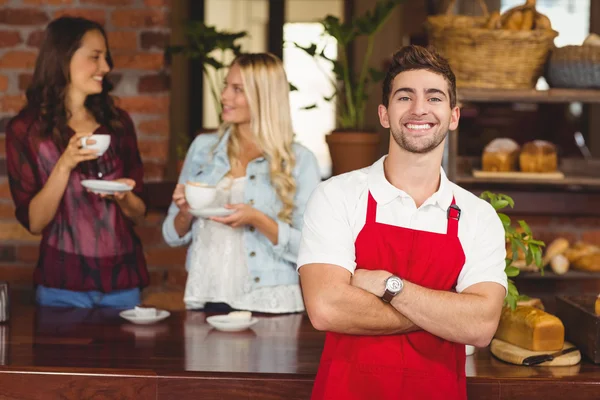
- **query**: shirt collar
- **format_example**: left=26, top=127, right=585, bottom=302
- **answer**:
left=213, top=127, right=267, bottom=163
left=368, top=156, right=454, bottom=210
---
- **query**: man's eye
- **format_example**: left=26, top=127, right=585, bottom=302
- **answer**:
left=429, top=97, right=442, bottom=102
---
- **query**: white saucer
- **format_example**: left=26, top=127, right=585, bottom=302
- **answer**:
left=206, top=315, right=259, bottom=332
left=189, top=207, right=235, bottom=218
left=82, top=180, right=133, bottom=195
left=119, top=309, right=170, bottom=325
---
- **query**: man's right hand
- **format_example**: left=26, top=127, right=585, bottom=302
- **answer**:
left=351, top=269, right=390, bottom=297
left=57, top=132, right=100, bottom=172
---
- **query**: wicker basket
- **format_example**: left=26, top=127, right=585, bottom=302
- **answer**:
left=425, top=0, right=558, bottom=89
left=546, top=45, right=600, bottom=89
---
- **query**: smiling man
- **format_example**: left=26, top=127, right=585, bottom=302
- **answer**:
left=297, top=45, right=507, bottom=400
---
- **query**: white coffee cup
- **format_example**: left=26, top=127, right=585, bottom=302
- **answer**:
left=185, top=181, right=217, bottom=210
left=80, top=134, right=111, bottom=156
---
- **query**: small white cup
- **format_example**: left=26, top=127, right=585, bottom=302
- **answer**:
left=81, top=134, right=111, bottom=156
left=185, top=181, right=217, bottom=210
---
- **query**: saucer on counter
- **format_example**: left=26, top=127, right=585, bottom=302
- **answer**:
left=119, top=307, right=170, bottom=325
left=82, top=180, right=133, bottom=195
left=189, top=207, right=235, bottom=218
left=206, top=312, right=259, bottom=332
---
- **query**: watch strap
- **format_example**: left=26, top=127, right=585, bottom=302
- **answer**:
left=381, top=289, right=395, bottom=303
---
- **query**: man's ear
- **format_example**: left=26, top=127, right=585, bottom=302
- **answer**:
left=449, top=106, right=460, bottom=131
left=378, top=104, right=390, bottom=129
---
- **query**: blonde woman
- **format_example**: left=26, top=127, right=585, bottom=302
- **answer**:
left=162, top=53, right=321, bottom=313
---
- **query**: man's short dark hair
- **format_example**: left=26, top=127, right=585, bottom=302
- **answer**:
left=381, top=45, right=457, bottom=109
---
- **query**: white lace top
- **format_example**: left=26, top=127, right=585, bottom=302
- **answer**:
left=184, top=176, right=305, bottom=313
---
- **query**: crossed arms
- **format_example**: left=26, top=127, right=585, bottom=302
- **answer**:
left=299, top=264, right=505, bottom=347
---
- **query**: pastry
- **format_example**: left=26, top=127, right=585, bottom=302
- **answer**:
left=227, top=311, right=252, bottom=321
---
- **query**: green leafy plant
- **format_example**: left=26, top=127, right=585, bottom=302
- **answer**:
left=294, top=0, right=405, bottom=130
left=167, top=22, right=247, bottom=119
left=480, top=191, right=546, bottom=310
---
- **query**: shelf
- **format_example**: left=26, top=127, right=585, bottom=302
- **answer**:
left=454, top=157, right=600, bottom=191
left=455, top=175, right=600, bottom=190
left=458, top=88, right=600, bottom=104
left=515, top=270, right=600, bottom=280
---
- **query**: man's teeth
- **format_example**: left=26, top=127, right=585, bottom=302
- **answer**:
left=93, top=76, right=103, bottom=81
left=406, top=124, right=432, bottom=130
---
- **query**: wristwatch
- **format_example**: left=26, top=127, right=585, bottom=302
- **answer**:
left=381, top=275, right=404, bottom=303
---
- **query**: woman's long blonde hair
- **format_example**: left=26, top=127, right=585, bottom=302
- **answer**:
left=218, top=53, right=297, bottom=224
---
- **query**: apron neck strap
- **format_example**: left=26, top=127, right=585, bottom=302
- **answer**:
left=446, top=197, right=460, bottom=237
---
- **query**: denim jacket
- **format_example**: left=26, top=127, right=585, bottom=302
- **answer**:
left=162, top=130, right=321, bottom=287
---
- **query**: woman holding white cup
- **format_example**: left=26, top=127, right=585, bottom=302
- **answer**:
left=5, top=17, right=148, bottom=308
left=163, top=53, right=321, bottom=313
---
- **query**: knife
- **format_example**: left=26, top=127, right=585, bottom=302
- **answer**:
left=522, top=347, right=578, bottom=366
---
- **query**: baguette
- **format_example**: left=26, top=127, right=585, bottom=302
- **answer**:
left=521, top=9, right=534, bottom=30
left=504, top=10, right=523, bottom=30
left=495, top=306, right=564, bottom=351
left=543, top=237, right=570, bottom=266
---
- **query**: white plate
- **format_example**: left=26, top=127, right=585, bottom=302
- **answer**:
left=189, top=207, right=235, bottom=218
left=119, top=309, right=170, bottom=325
left=82, top=180, right=133, bottom=195
left=206, top=315, right=259, bottom=332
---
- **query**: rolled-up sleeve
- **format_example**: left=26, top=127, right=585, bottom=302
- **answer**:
left=271, top=146, right=321, bottom=263
left=119, top=110, right=145, bottom=199
left=161, top=136, right=203, bottom=247
left=456, top=201, right=508, bottom=294
left=6, top=118, right=40, bottom=232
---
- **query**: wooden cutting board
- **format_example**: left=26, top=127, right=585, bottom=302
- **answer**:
left=472, top=170, right=565, bottom=180
left=490, top=338, right=581, bottom=366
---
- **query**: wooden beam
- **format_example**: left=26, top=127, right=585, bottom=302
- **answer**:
left=268, top=0, right=285, bottom=59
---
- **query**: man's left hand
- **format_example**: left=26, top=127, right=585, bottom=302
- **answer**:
left=351, top=269, right=391, bottom=297
left=210, top=203, right=259, bottom=228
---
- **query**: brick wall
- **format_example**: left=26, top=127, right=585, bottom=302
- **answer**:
left=0, top=0, right=187, bottom=294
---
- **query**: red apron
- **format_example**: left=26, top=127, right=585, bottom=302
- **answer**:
left=312, top=192, right=467, bottom=400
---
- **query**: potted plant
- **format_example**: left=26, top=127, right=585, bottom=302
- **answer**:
left=480, top=191, right=546, bottom=310
left=166, top=22, right=248, bottom=170
left=295, top=0, right=406, bottom=175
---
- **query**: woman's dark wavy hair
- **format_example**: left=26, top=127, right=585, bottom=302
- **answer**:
left=25, top=16, right=121, bottom=148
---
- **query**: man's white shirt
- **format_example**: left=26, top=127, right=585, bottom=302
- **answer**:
left=297, top=156, right=508, bottom=294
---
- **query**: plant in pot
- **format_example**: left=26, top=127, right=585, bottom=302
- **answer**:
left=166, top=22, right=248, bottom=171
left=294, top=0, right=406, bottom=176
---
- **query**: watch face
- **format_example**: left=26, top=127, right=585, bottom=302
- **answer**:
left=386, top=277, right=402, bottom=293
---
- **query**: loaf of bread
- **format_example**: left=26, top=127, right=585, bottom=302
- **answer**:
left=482, top=138, right=520, bottom=172
left=519, top=140, right=558, bottom=172
left=494, top=306, right=564, bottom=351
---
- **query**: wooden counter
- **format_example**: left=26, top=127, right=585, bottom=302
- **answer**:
left=1, top=299, right=600, bottom=399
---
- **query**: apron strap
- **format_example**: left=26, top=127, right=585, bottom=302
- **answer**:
left=366, top=191, right=378, bottom=224
left=446, top=196, right=460, bottom=237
